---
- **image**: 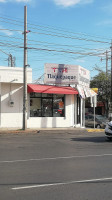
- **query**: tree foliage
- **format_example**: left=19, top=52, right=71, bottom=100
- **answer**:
left=90, top=68, right=111, bottom=103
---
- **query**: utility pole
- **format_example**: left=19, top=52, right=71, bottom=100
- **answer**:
left=106, top=50, right=108, bottom=76
left=101, top=51, right=109, bottom=117
left=10, top=54, right=13, bottom=67
left=109, top=41, right=112, bottom=121
left=0, top=49, right=15, bottom=67
left=106, top=50, right=108, bottom=117
left=101, top=50, right=108, bottom=75
left=23, top=5, right=27, bottom=130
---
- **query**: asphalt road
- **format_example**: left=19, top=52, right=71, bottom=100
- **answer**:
left=0, top=129, right=112, bottom=200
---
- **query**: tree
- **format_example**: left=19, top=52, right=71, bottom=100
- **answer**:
left=90, top=67, right=111, bottom=116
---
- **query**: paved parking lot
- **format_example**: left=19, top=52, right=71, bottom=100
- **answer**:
left=0, top=129, right=112, bottom=200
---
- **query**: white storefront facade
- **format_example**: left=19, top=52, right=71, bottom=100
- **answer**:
left=27, top=84, right=78, bottom=128
left=0, top=66, right=32, bottom=128
left=0, top=64, right=94, bottom=129
left=43, top=63, right=91, bottom=128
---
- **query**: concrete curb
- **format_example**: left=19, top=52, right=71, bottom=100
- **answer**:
left=0, top=127, right=105, bottom=134
left=0, top=127, right=85, bottom=134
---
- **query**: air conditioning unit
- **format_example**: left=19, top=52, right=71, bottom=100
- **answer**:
left=9, top=100, right=14, bottom=107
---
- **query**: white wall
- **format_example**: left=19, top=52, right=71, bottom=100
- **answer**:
left=0, top=84, right=77, bottom=128
left=27, top=94, right=76, bottom=128
left=1, top=83, right=23, bottom=128
left=0, top=66, right=32, bottom=83
left=0, top=66, right=32, bottom=128
left=0, top=74, right=77, bottom=128
left=0, top=83, right=77, bottom=128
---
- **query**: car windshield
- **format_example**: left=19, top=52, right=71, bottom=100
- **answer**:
left=96, top=115, right=107, bottom=121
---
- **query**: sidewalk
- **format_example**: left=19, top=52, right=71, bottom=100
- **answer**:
left=0, top=127, right=104, bottom=134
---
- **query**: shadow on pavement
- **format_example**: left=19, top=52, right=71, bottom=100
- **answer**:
left=71, top=136, right=112, bottom=143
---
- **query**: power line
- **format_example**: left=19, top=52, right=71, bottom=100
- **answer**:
left=0, top=26, right=109, bottom=45
left=0, top=13, right=111, bottom=75
left=27, top=46, right=109, bottom=57
left=0, top=15, right=110, bottom=42
left=0, top=15, right=110, bottom=44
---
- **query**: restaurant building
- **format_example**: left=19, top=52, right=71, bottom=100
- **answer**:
left=0, top=64, right=94, bottom=129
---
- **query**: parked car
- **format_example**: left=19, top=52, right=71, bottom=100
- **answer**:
left=105, top=121, right=112, bottom=140
left=85, top=114, right=108, bottom=128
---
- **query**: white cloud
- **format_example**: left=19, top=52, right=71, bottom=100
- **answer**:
left=0, top=0, right=31, bottom=3
left=15, top=0, right=31, bottom=2
left=53, top=0, right=93, bottom=7
left=54, top=0, right=80, bottom=7
left=97, top=19, right=112, bottom=26
left=101, top=3, right=112, bottom=15
left=0, top=26, right=13, bottom=36
left=76, top=59, right=85, bottom=63
left=0, top=0, right=6, bottom=2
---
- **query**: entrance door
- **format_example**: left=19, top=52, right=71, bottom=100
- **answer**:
left=77, top=96, right=81, bottom=124
left=42, top=98, right=53, bottom=117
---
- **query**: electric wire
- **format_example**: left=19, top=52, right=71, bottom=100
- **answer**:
left=0, top=15, right=110, bottom=42
left=0, top=14, right=111, bottom=75
left=0, top=16, right=110, bottom=45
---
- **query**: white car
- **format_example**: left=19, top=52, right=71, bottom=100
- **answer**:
left=105, top=121, right=112, bottom=140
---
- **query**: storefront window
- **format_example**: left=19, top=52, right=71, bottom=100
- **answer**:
left=42, top=99, right=53, bottom=117
left=30, top=98, right=41, bottom=117
left=30, top=93, right=65, bottom=117
left=53, top=95, right=64, bottom=117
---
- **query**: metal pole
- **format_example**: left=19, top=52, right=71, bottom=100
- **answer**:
left=23, top=6, right=27, bottom=130
left=80, top=98, right=82, bottom=127
left=10, top=54, right=13, bottom=67
left=109, top=41, right=112, bottom=121
left=83, top=99, right=85, bottom=128
left=106, top=51, right=108, bottom=77
left=101, top=51, right=109, bottom=117
left=111, top=42, right=112, bottom=103
left=94, top=96, right=95, bottom=129
left=106, top=51, right=108, bottom=117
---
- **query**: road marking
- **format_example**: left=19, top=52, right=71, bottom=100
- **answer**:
left=87, top=129, right=104, bottom=132
left=1, top=153, right=112, bottom=163
left=12, top=177, right=112, bottom=190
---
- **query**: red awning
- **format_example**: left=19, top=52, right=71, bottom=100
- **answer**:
left=27, top=84, right=78, bottom=95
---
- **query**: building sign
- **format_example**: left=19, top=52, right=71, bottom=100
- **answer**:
left=44, top=63, right=90, bottom=87
left=91, top=88, right=98, bottom=94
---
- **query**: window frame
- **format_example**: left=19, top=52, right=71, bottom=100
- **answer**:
left=30, top=93, right=65, bottom=117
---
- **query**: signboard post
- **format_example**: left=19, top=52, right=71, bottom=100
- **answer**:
left=91, top=89, right=98, bottom=129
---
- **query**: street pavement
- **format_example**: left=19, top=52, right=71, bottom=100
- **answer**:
left=1, top=128, right=112, bottom=200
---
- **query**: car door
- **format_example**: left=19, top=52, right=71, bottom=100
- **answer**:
left=85, top=115, right=89, bottom=127
left=88, top=115, right=94, bottom=127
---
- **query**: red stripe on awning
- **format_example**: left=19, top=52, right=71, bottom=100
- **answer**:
left=27, top=84, right=78, bottom=95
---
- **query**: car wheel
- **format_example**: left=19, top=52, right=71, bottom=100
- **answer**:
left=96, top=124, right=101, bottom=129
left=107, top=137, right=112, bottom=141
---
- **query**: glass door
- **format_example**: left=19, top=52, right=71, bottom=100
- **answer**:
left=42, top=98, right=53, bottom=117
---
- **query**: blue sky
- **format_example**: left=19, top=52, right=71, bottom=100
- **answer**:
left=0, top=0, right=112, bottom=81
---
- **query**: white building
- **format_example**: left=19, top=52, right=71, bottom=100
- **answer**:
left=0, top=64, right=94, bottom=129
left=27, top=84, right=78, bottom=128
left=0, top=66, right=32, bottom=128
